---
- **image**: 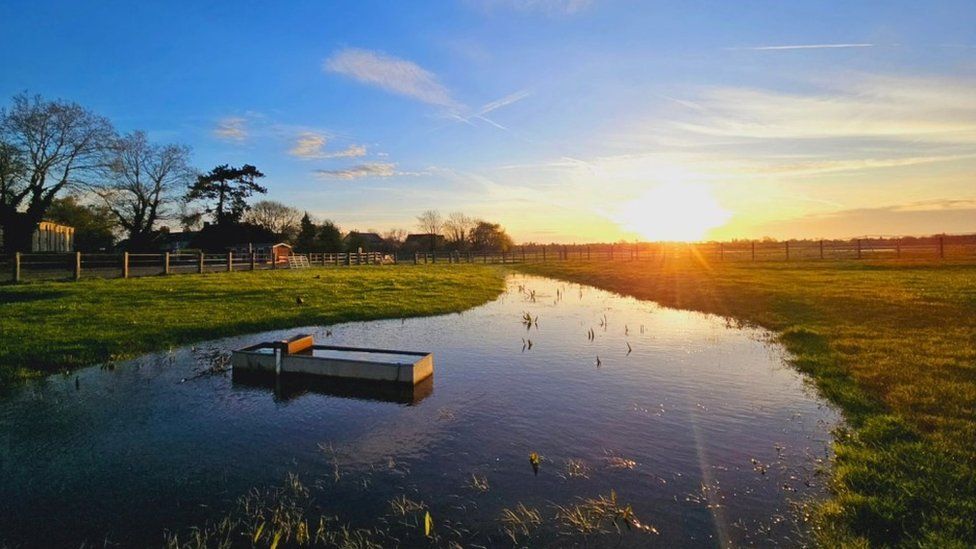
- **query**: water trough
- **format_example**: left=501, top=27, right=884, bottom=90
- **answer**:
left=230, top=334, right=434, bottom=385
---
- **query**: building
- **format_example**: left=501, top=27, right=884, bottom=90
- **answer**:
left=403, top=233, right=445, bottom=252
left=343, top=231, right=385, bottom=251
left=160, top=231, right=198, bottom=252
left=0, top=221, right=75, bottom=252
left=227, top=242, right=293, bottom=263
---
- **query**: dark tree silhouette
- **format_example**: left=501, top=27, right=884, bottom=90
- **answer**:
left=295, top=212, right=317, bottom=251
left=0, top=93, right=115, bottom=251
left=93, top=131, right=194, bottom=250
left=184, top=164, right=266, bottom=225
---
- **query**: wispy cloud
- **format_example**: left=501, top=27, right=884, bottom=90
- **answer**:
left=289, top=132, right=367, bottom=159
left=290, top=132, right=327, bottom=158
left=445, top=89, right=532, bottom=130
left=324, top=48, right=458, bottom=108
left=669, top=74, right=976, bottom=143
left=213, top=117, right=248, bottom=142
left=314, top=162, right=397, bottom=180
left=728, top=43, right=874, bottom=51
left=324, top=144, right=367, bottom=159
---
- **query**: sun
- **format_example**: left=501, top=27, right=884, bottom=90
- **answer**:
left=615, top=182, right=731, bottom=242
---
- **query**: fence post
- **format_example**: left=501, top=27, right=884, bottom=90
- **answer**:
left=13, top=252, right=21, bottom=282
left=74, top=251, right=82, bottom=280
left=251, top=252, right=256, bottom=271
left=719, top=242, right=724, bottom=261
left=522, top=246, right=526, bottom=262
left=939, top=236, right=945, bottom=259
left=587, top=245, right=591, bottom=260
left=819, top=240, right=824, bottom=260
left=857, top=239, right=862, bottom=260
left=163, top=252, right=170, bottom=275
left=122, top=252, right=129, bottom=279
left=896, top=240, right=901, bottom=259
left=227, top=251, right=233, bottom=272
left=751, top=241, right=756, bottom=261
left=542, top=246, right=547, bottom=262
left=785, top=241, right=790, bottom=261
left=199, top=251, right=205, bottom=273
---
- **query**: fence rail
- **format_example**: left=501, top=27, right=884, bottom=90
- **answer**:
left=2, top=235, right=975, bottom=283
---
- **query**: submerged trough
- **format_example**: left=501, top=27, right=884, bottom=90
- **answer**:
left=231, top=334, right=434, bottom=385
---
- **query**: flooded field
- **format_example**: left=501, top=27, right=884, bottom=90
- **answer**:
left=0, top=275, right=839, bottom=547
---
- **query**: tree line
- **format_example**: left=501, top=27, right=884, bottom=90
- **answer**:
left=0, top=92, right=514, bottom=254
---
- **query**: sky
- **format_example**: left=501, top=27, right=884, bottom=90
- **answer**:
left=2, top=0, right=975, bottom=242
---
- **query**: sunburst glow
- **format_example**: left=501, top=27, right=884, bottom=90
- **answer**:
left=616, top=182, right=731, bottom=242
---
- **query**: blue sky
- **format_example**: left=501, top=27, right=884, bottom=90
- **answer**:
left=2, top=0, right=975, bottom=241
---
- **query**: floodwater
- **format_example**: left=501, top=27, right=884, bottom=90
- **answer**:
left=0, top=275, right=839, bottom=547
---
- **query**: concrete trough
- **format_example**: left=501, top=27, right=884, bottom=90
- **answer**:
left=231, top=334, right=434, bottom=385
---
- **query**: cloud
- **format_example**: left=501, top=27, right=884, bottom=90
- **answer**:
left=290, top=132, right=327, bottom=158
left=669, top=74, right=976, bottom=144
left=752, top=199, right=976, bottom=239
left=314, top=162, right=397, bottom=180
left=728, top=43, right=874, bottom=51
left=213, top=117, right=248, bottom=141
left=324, top=48, right=458, bottom=108
left=289, top=132, right=367, bottom=159
left=444, top=89, right=532, bottom=130
left=325, top=144, right=367, bottom=159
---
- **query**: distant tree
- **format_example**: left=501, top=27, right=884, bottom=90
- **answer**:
left=46, top=195, right=117, bottom=251
left=0, top=93, right=115, bottom=251
left=443, top=211, right=474, bottom=250
left=179, top=205, right=204, bottom=232
left=184, top=164, right=266, bottom=225
left=92, top=131, right=194, bottom=250
left=316, top=220, right=344, bottom=252
left=245, top=200, right=301, bottom=241
left=383, top=228, right=407, bottom=251
left=469, top=220, right=514, bottom=252
left=295, top=212, right=318, bottom=251
left=188, top=221, right=276, bottom=252
left=415, top=209, right=443, bottom=252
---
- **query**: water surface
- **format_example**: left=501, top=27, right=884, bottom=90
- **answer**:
left=0, top=275, right=838, bottom=547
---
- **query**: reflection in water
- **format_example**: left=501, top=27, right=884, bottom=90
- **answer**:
left=0, top=275, right=839, bottom=547
left=231, top=370, right=434, bottom=405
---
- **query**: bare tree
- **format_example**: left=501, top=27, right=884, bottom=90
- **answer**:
left=0, top=93, right=115, bottom=251
left=415, top=209, right=443, bottom=252
left=443, top=211, right=474, bottom=249
left=92, top=131, right=194, bottom=249
left=415, top=209, right=442, bottom=235
left=383, top=227, right=407, bottom=247
left=245, top=200, right=301, bottom=239
left=382, top=227, right=407, bottom=253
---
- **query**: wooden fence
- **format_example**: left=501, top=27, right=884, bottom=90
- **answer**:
left=2, top=235, right=974, bottom=283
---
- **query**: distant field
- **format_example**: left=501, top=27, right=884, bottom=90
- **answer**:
left=517, top=259, right=976, bottom=547
left=0, top=265, right=505, bottom=382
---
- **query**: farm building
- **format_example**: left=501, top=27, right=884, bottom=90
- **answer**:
left=0, top=221, right=75, bottom=252
left=403, top=233, right=446, bottom=252
left=227, top=242, right=293, bottom=263
left=344, top=231, right=385, bottom=251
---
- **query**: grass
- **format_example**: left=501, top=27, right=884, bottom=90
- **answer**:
left=0, top=264, right=505, bottom=383
left=516, top=258, right=976, bottom=547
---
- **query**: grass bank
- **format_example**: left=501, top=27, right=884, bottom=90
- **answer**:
left=516, top=259, right=976, bottom=547
left=0, top=265, right=505, bottom=382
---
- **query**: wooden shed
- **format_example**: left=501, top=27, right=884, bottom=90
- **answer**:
left=228, top=242, right=293, bottom=264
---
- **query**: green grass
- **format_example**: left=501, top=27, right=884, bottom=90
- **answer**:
left=0, top=265, right=505, bottom=382
left=516, top=259, right=976, bottom=547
